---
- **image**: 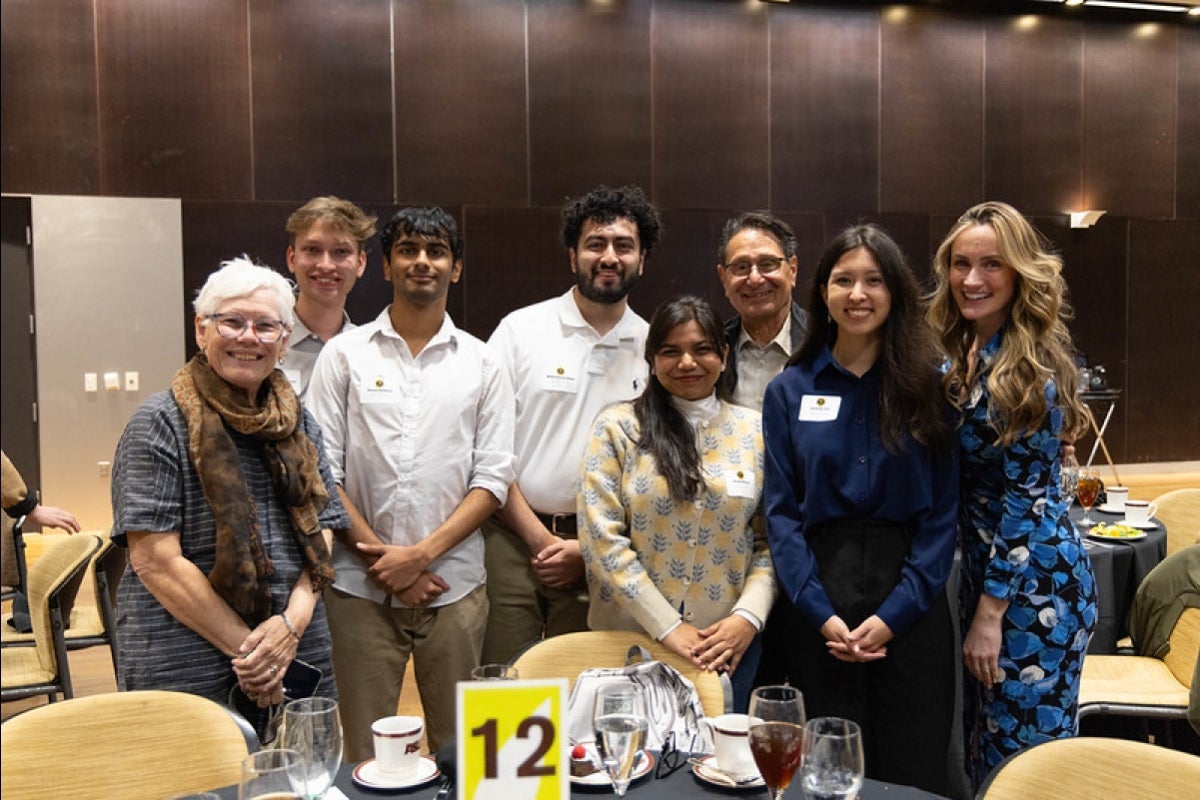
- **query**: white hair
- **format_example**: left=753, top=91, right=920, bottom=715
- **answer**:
left=192, top=255, right=296, bottom=326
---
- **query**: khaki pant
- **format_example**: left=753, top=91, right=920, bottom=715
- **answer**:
left=324, top=584, right=488, bottom=762
left=480, top=516, right=589, bottom=664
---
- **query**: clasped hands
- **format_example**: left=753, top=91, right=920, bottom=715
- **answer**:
left=663, top=616, right=757, bottom=675
left=820, top=614, right=893, bottom=663
left=357, top=540, right=449, bottom=606
left=530, top=535, right=585, bottom=589
left=232, top=614, right=298, bottom=707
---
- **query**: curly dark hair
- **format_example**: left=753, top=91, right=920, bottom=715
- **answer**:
left=792, top=223, right=952, bottom=454
left=560, top=185, right=662, bottom=254
left=380, top=207, right=463, bottom=263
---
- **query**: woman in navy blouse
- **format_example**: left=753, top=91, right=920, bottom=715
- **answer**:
left=762, top=224, right=958, bottom=794
left=927, top=201, right=1095, bottom=789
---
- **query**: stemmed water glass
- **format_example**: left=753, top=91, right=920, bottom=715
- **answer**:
left=238, top=748, right=305, bottom=800
left=1060, top=452, right=1079, bottom=505
left=800, top=717, right=864, bottom=800
left=281, top=697, right=342, bottom=800
left=592, top=683, right=649, bottom=797
left=1076, top=465, right=1102, bottom=527
left=748, top=685, right=807, bottom=800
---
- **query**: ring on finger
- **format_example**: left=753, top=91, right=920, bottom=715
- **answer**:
left=268, top=664, right=278, bottom=676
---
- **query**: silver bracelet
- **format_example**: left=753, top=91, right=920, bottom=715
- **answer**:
left=280, top=611, right=301, bottom=642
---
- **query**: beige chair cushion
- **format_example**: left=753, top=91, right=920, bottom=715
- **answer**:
left=1152, top=487, right=1200, bottom=556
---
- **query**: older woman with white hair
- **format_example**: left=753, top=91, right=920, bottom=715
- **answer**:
left=111, top=256, right=347, bottom=721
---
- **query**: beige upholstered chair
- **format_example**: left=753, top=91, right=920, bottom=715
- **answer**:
left=2, top=531, right=121, bottom=675
left=1079, top=606, right=1199, bottom=720
left=0, top=689, right=258, bottom=799
left=511, top=629, right=731, bottom=717
left=0, top=532, right=99, bottom=702
left=978, top=736, right=1200, bottom=799
left=1, top=514, right=29, bottom=601
left=1152, top=488, right=1200, bottom=556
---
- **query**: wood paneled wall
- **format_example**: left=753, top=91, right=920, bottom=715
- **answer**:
left=2, top=0, right=1197, bottom=462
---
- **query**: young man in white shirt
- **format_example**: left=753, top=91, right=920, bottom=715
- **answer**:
left=280, top=196, right=376, bottom=398
left=308, top=206, right=515, bottom=761
left=482, top=185, right=662, bottom=664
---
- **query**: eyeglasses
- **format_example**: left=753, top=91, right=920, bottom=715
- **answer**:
left=206, top=313, right=288, bottom=344
left=723, top=257, right=786, bottom=278
left=655, top=731, right=697, bottom=779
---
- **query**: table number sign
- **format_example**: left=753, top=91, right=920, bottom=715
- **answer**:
left=457, top=677, right=570, bottom=800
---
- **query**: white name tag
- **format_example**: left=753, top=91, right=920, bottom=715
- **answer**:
left=725, top=469, right=757, bottom=499
left=360, top=374, right=401, bottom=404
left=798, top=394, right=841, bottom=422
left=540, top=363, right=580, bottom=393
left=283, top=368, right=302, bottom=395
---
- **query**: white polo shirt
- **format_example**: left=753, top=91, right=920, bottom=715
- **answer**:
left=488, top=290, right=648, bottom=515
left=280, top=310, right=354, bottom=400
left=307, top=308, right=515, bottom=606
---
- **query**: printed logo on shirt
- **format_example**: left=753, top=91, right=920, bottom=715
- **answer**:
left=361, top=374, right=400, bottom=403
left=798, top=394, right=841, bottom=422
left=725, top=469, right=757, bottom=499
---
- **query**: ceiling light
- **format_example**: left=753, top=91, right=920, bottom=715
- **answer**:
left=1084, top=1, right=1190, bottom=11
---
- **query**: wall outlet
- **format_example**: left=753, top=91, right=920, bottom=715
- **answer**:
left=84, top=372, right=98, bottom=392
left=125, top=371, right=139, bottom=391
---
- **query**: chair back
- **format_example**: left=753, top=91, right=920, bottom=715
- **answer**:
left=511, top=630, right=731, bottom=717
left=978, top=736, right=1200, bottom=799
left=1151, top=487, right=1200, bottom=555
left=1, top=513, right=27, bottom=596
left=0, top=689, right=259, bottom=799
left=1164, top=606, right=1200, bottom=688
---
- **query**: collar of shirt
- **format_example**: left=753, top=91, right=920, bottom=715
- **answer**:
left=289, top=308, right=353, bottom=346
left=736, top=313, right=792, bottom=354
left=813, top=342, right=881, bottom=382
left=668, top=392, right=721, bottom=427
left=370, top=306, right=459, bottom=354
left=555, top=289, right=642, bottom=344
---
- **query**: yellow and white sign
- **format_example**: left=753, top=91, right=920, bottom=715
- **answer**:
left=457, top=677, right=569, bottom=800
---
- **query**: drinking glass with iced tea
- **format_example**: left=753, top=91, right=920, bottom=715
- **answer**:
left=1076, top=467, right=1102, bottom=527
left=748, top=685, right=806, bottom=800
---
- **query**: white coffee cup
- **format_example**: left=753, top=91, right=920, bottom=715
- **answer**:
left=372, top=715, right=424, bottom=777
left=1106, top=486, right=1129, bottom=512
left=1124, top=500, right=1158, bottom=526
left=699, top=713, right=758, bottom=778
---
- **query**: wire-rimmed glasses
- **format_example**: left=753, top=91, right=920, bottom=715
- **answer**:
left=723, top=257, right=786, bottom=278
left=206, top=313, right=288, bottom=343
left=655, top=731, right=697, bottom=779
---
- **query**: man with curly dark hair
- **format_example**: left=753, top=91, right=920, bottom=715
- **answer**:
left=481, top=185, right=663, bottom=664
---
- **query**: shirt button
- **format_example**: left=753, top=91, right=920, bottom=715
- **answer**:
left=688, top=539, right=697, bottom=548
left=685, top=611, right=695, bottom=621
left=682, top=577, right=691, bottom=586
left=857, top=417, right=864, bottom=426
left=858, top=456, right=866, bottom=464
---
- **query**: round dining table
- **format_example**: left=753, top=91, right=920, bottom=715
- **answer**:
left=1070, top=505, right=1167, bottom=653
left=214, top=757, right=949, bottom=799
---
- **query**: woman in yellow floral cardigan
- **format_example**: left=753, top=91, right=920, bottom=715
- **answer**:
left=579, top=295, right=776, bottom=711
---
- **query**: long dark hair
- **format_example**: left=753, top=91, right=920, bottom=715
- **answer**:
left=634, top=295, right=727, bottom=501
left=792, top=224, right=952, bottom=454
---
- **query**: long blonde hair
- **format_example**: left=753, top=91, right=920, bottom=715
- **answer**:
left=927, top=202, right=1088, bottom=445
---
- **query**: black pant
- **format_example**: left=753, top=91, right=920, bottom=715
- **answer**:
left=767, top=518, right=955, bottom=796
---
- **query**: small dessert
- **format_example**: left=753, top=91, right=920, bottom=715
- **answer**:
left=570, top=743, right=600, bottom=778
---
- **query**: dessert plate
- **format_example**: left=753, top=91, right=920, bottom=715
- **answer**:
left=691, top=755, right=764, bottom=789
left=570, top=751, right=654, bottom=787
left=352, top=756, right=440, bottom=790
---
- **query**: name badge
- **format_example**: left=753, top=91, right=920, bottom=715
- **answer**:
left=360, top=375, right=400, bottom=404
left=798, top=394, right=841, bottom=422
left=541, top=363, right=580, bottom=394
left=282, top=368, right=302, bottom=395
left=458, top=678, right=569, bottom=800
left=725, top=469, right=757, bottom=499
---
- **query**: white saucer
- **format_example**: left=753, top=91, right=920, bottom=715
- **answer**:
left=570, top=750, right=654, bottom=787
left=1121, top=518, right=1159, bottom=530
left=352, top=756, right=439, bottom=789
left=1096, top=504, right=1127, bottom=515
left=691, top=755, right=764, bottom=789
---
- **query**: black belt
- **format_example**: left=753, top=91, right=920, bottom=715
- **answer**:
left=534, top=511, right=578, bottom=536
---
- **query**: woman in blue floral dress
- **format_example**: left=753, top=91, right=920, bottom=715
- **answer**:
left=927, top=201, right=1097, bottom=788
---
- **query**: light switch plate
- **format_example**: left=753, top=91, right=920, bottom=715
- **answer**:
left=84, top=372, right=98, bottom=392
left=104, top=371, right=120, bottom=391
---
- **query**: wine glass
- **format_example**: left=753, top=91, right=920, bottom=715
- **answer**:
left=1076, top=466, right=1102, bottom=527
left=748, top=685, right=807, bottom=800
left=800, top=717, right=864, bottom=800
left=238, top=748, right=304, bottom=800
left=281, top=697, right=342, bottom=799
left=1060, top=452, right=1079, bottom=504
left=592, top=683, right=648, bottom=797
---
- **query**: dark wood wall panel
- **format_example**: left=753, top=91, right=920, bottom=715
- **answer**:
left=1178, top=30, right=1200, bottom=220
left=880, top=10, right=984, bottom=215
left=527, top=0, right=653, bottom=206
left=460, top=206, right=565, bottom=340
left=984, top=16, right=1084, bottom=217
left=770, top=8, right=879, bottom=214
left=249, top=0, right=394, bottom=203
left=393, top=0, right=528, bottom=208
left=0, top=0, right=99, bottom=194
left=1082, top=23, right=1177, bottom=219
left=652, top=0, right=768, bottom=210
left=1125, top=220, right=1200, bottom=461
left=648, top=209, right=733, bottom=319
left=95, top=0, right=252, bottom=199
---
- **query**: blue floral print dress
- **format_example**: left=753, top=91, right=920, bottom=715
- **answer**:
left=956, top=331, right=1096, bottom=787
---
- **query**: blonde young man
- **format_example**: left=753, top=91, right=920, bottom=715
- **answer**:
left=281, top=196, right=377, bottom=398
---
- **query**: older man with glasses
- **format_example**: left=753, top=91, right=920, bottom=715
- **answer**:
left=715, top=212, right=809, bottom=412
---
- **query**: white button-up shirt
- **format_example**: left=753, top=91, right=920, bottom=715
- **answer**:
left=487, top=290, right=648, bottom=514
left=308, top=308, right=515, bottom=606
